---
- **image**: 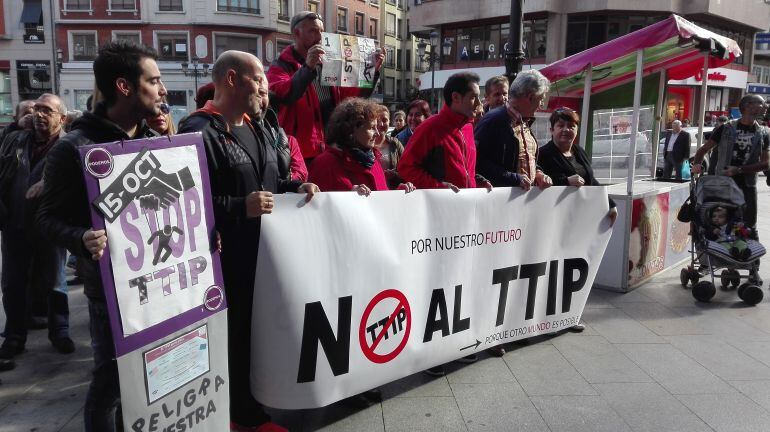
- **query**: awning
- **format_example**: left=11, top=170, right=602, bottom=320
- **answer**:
left=540, top=14, right=741, bottom=97
left=20, top=0, right=43, bottom=25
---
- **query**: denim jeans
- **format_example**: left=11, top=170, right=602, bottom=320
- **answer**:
left=83, top=298, right=122, bottom=432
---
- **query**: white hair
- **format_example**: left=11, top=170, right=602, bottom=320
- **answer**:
left=672, top=120, right=682, bottom=127
left=508, top=69, right=550, bottom=100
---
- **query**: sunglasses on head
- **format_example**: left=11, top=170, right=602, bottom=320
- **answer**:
left=293, top=13, right=323, bottom=30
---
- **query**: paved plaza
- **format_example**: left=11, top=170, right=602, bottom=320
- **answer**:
left=1, top=180, right=769, bottom=432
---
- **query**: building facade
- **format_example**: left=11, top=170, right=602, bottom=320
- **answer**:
left=409, top=0, right=768, bottom=122
left=0, top=0, right=57, bottom=125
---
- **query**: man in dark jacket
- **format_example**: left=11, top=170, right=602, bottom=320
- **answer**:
left=0, top=94, right=70, bottom=372
left=662, top=120, right=691, bottom=180
left=266, top=11, right=383, bottom=162
left=36, top=41, right=165, bottom=432
left=0, top=100, right=34, bottom=144
left=474, top=69, right=552, bottom=191
left=179, top=50, right=317, bottom=432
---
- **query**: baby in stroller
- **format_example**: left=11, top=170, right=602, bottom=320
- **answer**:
left=705, top=206, right=751, bottom=261
left=681, top=175, right=766, bottom=304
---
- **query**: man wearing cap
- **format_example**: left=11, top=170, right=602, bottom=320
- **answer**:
left=267, top=11, right=385, bottom=163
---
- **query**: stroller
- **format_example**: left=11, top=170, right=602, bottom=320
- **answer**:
left=679, top=175, right=766, bottom=304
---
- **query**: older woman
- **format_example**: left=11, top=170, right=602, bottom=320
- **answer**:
left=396, top=99, right=430, bottom=148
left=309, top=98, right=414, bottom=194
left=537, top=107, right=617, bottom=225
left=373, top=105, right=406, bottom=189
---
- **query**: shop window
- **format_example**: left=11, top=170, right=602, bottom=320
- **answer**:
left=485, top=25, right=500, bottom=60
left=217, top=0, right=259, bottom=15
left=0, top=71, right=11, bottom=124
left=355, top=12, right=365, bottom=36
left=469, top=27, right=483, bottom=61
left=456, top=28, right=470, bottom=62
left=16, top=61, right=52, bottom=101
left=337, top=7, right=348, bottom=33
left=442, top=29, right=456, bottom=64
left=158, top=34, right=188, bottom=61
left=159, top=0, right=183, bottom=11
left=72, top=33, right=98, bottom=61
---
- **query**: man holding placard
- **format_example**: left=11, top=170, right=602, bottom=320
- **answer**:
left=267, top=11, right=385, bottom=163
left=36, top=41, right=165, bottom=431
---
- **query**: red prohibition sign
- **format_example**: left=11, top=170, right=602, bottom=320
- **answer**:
left=359, top=289, right=411, bottom=364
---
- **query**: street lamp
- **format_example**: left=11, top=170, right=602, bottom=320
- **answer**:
left=417, top=30, right=451, bottom=112
left=181, top=55, right=210, bottom=97
left=54, top=48, right=63, bottom=95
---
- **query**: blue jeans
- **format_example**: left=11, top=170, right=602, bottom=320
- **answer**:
left=84, top=298, right=121, bottom=432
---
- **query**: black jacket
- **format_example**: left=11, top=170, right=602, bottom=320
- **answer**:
left=663, top=130, right=691, bottom=162
left=178, top=109, right=302, bottom=302
left=474, top=105, right=532, bottom=187
left=537, top=140, right=616, bottom=208
left=253, top=108, right=292, bottom=181
left=36, top=108, right=156, bottom=299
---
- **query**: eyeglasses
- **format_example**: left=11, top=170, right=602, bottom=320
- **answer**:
left=33, top=105, right=57, bottom=116
left=554, top=107, right=575, bottom=114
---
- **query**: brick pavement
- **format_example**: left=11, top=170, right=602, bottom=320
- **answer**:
left=1, top=179, right=769, bottom=432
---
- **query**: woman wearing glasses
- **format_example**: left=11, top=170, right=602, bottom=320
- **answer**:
left=537, top=107, right=618, bottom=226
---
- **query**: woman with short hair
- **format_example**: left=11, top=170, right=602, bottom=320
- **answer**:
left=396, top=99, right=430, bottom=148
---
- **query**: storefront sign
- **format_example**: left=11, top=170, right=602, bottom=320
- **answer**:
left=79, top=133, right=229, bottom=432
left=668, top=67, right=748, bottom=89
left=251, top=187, right=613, bottom=409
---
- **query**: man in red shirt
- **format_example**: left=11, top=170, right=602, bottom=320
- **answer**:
left=398, top=72, right=492, bottom=192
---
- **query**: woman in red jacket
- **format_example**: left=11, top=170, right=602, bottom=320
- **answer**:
left=309, top=98, right=414, bottom=194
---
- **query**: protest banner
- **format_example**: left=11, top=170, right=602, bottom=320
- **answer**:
left=79, top=133, right=229, bottom=431
left=251, top=187, right=613, bottom=409
left=320, top=32, right=377, bottom=88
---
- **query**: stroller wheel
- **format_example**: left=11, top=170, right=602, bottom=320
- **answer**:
left=688, top=269, right=701, bottom=286
left=693, top=281, right=716, bottom=302
left=680, top=268, right=690, bottom=288
left=739, top=284, right=763, bottom=305
left=720, top=270, right=739, bottom=290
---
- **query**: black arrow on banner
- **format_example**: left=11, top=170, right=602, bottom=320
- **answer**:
left=460, top=339, right=481, bottom=351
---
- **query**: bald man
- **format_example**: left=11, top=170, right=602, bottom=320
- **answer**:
left=179, top=50, right=317, bottom=432
left=0, top=94, right=73, bottom=368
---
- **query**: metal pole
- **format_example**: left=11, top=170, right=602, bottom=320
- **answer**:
left=505, top=0, right=525, bottom=84
left=193, top=67, right=199, bottom=94
left=430, top=55, right=436, bottom=112
left=579, top=64, right=592, bottom=149
left=696, top=52, right=708, bottom=150
left=626, top=49, right=644, bottom=196
left=651, top=69, right=667, bottom=177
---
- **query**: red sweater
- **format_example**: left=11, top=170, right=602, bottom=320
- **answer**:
left=267, top=46, right=371, bottom=159
left=397, top=105, right=483, bottom=189
left=309, top=147, right=389, bottom=192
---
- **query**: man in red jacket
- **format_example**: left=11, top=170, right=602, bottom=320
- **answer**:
left=398, top=72, right=492, bottom=192
left=266, top=11, right=384, bottom=163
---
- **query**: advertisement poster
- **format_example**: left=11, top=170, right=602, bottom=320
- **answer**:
left=665, top=185, right=692, bottom=268
left=79, top=133, right=229, bottom=432
left=251, top=187, right=613, bottom=409
left=628, top=193, right=670, bottom=286
left=320, top=32, right=377, bottom=88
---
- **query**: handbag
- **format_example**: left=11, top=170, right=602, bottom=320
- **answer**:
left=677, top=196, right=694, bottom=223
left=681, top=160, right=691, bottom=180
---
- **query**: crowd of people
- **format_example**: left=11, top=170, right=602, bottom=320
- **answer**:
left=0, top=9, right=767, bottom=432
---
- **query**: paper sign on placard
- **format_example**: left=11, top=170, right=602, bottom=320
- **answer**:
left=320, top=32, right=377, bottom=88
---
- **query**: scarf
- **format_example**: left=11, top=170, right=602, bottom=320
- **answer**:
left=348, top=147, right=376, bottom=168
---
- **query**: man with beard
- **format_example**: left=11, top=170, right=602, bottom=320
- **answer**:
left=179, top=50, right=318, bottom=432
left=0, top=94, right=71, bottom=373
left=36, top=41, right=166, bottom=431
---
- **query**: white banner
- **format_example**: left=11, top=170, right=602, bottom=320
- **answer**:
left=251, top=187, right=613, bottom=409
